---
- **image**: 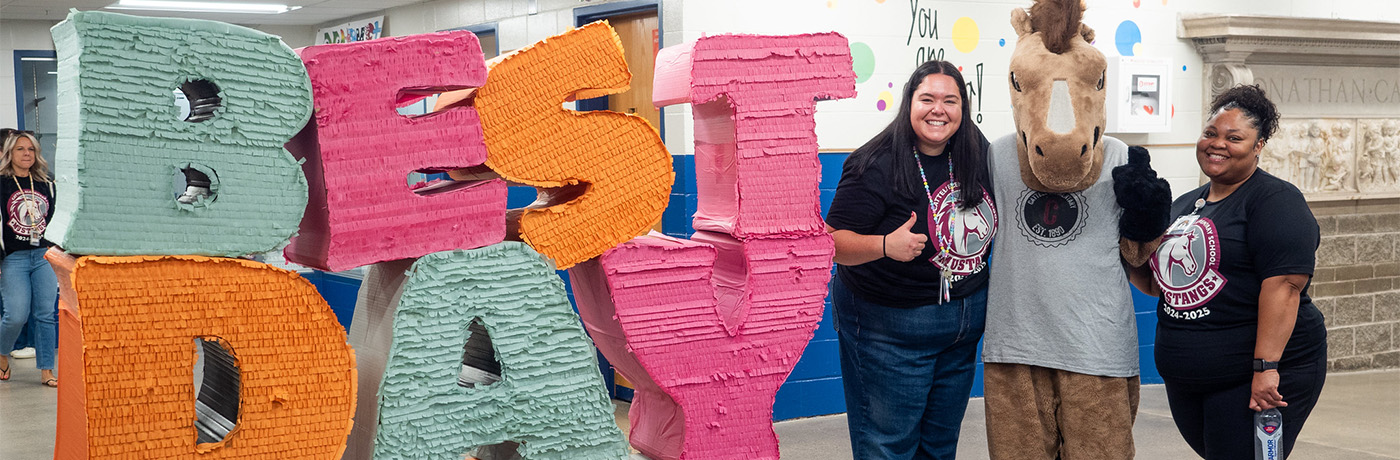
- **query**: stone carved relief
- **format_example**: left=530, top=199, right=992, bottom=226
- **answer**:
left=1261, top=119, right=1400, bottom=196
left=1359, top=120, right=1400, bottom=192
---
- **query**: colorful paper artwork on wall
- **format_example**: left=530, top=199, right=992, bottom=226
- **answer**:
left=284, top=31, right=507, bottom=272
left=475, top=22, right=673, bottom=270
left=49, top=8, right=853, bottom=460
left=48, top=11, right=312, bottom=258
left=47, top=251, right=356, bottom=460
left=571, top=33, right=855, bottom=460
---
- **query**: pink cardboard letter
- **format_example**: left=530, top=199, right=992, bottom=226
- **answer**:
left=570, top=33, right=855, bottom=460
left=285, top=31, right=506, bottom=272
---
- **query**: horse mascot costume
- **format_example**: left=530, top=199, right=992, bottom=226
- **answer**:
left=980, top=0, right=1171, bottom=458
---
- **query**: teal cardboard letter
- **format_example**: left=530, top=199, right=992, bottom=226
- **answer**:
left=49, top=11, right=310, bottom=256
left=372, top=243, right=627, bottom=460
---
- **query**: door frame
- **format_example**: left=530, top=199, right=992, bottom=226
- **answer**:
left=573, top=0, right=664, bottom=138
left=439, top=22, right=500, bottom=57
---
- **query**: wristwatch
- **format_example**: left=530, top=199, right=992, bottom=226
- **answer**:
left=1253, top=359, right=1279, bottom=372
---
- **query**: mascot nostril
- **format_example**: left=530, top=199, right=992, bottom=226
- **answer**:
left=1034, top=145, right=1044, bottom=157
left=1080, top=144, right=1087, bottom=157
left=1093, top=126, right=1101, bottom=148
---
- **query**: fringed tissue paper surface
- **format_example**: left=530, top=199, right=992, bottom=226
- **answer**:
left=474, top=22, right=672, bottom=269
left=568, top=33, right=854, bottom=460
left=372, top=243, right=627, bottom=459
left=47, top=11, right=311, bottom=257
left=46, top=249, right=356, bottom=460
left=572, top=232, right=833, bottom=460
left=652, top=33, right=855, bottom=238
left=285, top=31, right=506, bottom=272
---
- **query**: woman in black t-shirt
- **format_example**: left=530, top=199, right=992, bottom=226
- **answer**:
left=0, top=131, right=59, bottom=388
left=1129, top=85, right=1326, bottom=459
left=824, top=60, right=996, bottom=459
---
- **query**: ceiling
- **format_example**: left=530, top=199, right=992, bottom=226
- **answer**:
left=0, top=0, right=424, bottom=26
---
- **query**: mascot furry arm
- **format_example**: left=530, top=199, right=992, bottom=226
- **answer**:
left=1008, top=0, right=1170, bottom=266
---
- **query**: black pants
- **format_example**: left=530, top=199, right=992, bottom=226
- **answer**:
left=1162, top=350, right=1327, bottom=459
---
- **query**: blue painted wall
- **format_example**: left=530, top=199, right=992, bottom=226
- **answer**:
left=306, top=152, right=1162, bottom=422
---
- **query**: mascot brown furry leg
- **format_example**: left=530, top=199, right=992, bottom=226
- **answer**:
left=981, top=0, right=1171, bottom=458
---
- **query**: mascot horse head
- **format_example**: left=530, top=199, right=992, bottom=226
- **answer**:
left=1008, top=0, right=1107, bottom=193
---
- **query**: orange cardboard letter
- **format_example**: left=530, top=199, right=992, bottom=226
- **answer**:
left=474, top=22, right=673, bottom=269
left=48, top=249, right=356, bottom=460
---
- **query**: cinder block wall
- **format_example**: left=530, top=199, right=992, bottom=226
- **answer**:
left=1311, top=199, right=1400, bottom=371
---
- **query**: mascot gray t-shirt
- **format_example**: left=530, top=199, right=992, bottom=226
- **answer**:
left=983, top=133, right=1139, bottom=378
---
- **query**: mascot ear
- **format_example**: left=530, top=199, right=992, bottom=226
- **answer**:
left=1079, top=23, right=1096, bottom=43
left=1011, top=8, right=1034, bottom=37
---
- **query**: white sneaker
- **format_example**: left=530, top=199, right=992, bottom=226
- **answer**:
left=10, top=347, right=35, bottom=359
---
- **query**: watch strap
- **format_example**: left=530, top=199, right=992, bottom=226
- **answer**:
left=1253, top=359, right=1279, bottom=372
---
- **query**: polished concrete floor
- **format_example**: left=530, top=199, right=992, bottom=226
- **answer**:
left=2, top=361, right=1396, bottom=459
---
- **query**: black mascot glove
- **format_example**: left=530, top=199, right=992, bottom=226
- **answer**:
left=1112, top=146, right=1172, bottom=242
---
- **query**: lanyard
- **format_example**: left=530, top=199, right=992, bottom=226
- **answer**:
left=913, top=147, right=956, bottom=303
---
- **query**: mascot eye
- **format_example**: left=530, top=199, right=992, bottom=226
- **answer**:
left=1096, top=71, right=1105, bottom=91
left=1011, top=72, right=1022, bottom=92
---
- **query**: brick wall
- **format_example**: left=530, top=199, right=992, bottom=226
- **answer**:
left=1310, top=199, right=1400, bottom=371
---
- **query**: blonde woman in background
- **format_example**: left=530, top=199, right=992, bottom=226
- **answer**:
left=0, top=131, right=59, bottom=387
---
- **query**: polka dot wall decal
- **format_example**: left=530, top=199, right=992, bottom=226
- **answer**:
left=999, top=38, right=1006, bottom=47
left=952, top=17, right=979, bottom=53
left=1115, top=20, right=1141, bottom=56
left=888, top=82, right=894, bottom=88
left=877, top=90, right=894, bottom=111
left=850, top=42, right=876, bottom=83
left=1133, top=0, right=1141, bottom=7
left=1132, top=42, right=1143, bottom=56
left=1182, top=65, right=1188, bottom=71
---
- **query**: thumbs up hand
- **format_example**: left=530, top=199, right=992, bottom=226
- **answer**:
left=884, top=211, right=928, bottom=262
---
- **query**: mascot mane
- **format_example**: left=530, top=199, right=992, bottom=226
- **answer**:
left=1029, top=0, right=1087, bottom=55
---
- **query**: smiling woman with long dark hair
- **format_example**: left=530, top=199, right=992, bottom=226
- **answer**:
left=824, top=60, right=996, bottom=459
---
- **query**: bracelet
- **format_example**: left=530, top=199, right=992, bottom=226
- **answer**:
left=882, top=234, right=888, bottom=258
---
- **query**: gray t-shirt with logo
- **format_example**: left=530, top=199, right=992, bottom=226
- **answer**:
left=982, top=134, right=1139, bottom=378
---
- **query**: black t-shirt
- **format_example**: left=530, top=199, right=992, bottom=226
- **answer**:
left=826, top=138, right=997, bottom=308
left=1152, top=170, right=1326, bottom=384
left=0, top=174, right=56, bottom=256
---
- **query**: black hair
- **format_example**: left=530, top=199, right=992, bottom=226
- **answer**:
left=845, top=60, right=987, bottom=209
left=1209, top=84, right=1279, bottom=143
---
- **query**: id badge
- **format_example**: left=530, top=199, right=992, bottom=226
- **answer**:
left=1164, top=215, right=1200, bottom=237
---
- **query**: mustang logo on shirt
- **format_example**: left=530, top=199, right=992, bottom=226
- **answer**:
left=1150, top=217, right=1227, bottom=315
left=928, top=182, right=998, bottom=276
left=7, top=189, right=48, bottom=239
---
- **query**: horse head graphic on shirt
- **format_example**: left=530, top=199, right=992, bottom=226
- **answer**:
left=1157, top=232, right=1199, bottom=278
left=953, top=205, right=992, bottom=254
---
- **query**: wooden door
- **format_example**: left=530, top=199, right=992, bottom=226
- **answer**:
left=606, top=12, right=661, bottom=132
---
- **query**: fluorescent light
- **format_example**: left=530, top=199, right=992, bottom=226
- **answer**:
left=106, top=0, right=301, bottom=14
left=20, top=57, right=56, bottom=61
left=48, top=72, right=59, bottom=75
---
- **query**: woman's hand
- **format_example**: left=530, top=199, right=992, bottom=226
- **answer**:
left=1249, top=370, right=1288, bottom=411
left=884, top=212, right=928, bottom=262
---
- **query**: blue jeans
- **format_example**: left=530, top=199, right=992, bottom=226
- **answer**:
left=0, top=248, right=59, bottom=370
left=833, top=276, right=986, bottom=460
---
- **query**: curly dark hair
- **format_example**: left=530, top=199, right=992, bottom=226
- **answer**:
left=1208, top=84, right=1279, bottom=143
